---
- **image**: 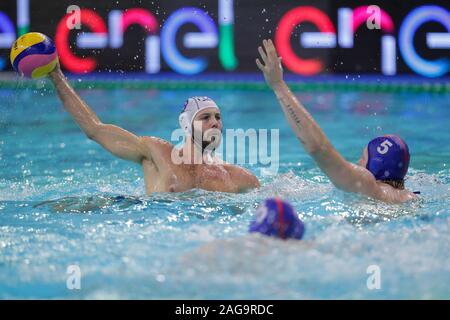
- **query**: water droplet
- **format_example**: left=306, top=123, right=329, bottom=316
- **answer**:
left=156, top=274, right=166, bottom=282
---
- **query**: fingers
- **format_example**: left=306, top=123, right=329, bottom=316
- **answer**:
left=261, top=39, right=279, bottom=63
left=263, top=39, right=270, bottom=54
left=258, top=46, right=268, bottom=65
left=265, top=39, right=278, bottom=60
left=258, top=39, right=281, bottom=70
left=255, top=58, right=264, bottom=71
left=262, top=39, right=270, bottom=59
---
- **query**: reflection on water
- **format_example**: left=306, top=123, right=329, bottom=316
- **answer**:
left=0, top=183, right=447, bottom=299
left=0, top=89, right=449, bottom=299
left=33, top=195, right=145, bottom=213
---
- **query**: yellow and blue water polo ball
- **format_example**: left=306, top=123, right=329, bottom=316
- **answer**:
left=10, top=32, right=58, bottom=79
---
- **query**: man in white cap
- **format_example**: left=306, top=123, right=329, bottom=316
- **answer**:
left=48, top=64, right=260, bottom=194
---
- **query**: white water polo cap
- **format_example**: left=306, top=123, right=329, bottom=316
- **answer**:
left=179, top=97, right=220, bottom=135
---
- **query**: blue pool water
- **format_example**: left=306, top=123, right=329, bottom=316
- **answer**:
left=0, top=82, right=449, bottom=299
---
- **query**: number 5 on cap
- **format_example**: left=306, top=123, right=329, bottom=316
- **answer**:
left=377, top=140, right=393, bottom=154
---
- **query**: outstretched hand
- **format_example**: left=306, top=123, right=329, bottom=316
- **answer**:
left=256, top=39, right=284, bottom=89
left=49, top=58, right=61, bottom=77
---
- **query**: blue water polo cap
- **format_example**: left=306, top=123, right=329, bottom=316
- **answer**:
left=366, top=135, right=410, bottom=181
left=249, top=198, right=305, bottom=240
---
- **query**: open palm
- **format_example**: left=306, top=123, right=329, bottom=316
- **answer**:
left=256, top=39, right=283, bottom=89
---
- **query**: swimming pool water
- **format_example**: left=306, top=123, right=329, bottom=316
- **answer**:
left=0, top=83, right=449, bottom=299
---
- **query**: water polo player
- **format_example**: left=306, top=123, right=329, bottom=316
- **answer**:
left=48, top=63, right=259, bottom=194
left=249, top=198, right=305, bottom=240
left=11, top=33, right=260, bottom=194
left=256, top=39, right=418, bottom=203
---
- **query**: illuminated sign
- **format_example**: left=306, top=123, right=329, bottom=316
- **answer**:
left=54, top=0, right=237, bottom=75
left=275, top=4, right=449, bottom=77
left=0, top=0, right=28, bottom=70
left=399, top=5, right=450, bottom=78
left=55, top=8, right=107, bottom=74
left=0, top=1, right=448, bottom=77
left=276, top=6, right=335, bottom=76
left=161, top=7, right=218, bottom=74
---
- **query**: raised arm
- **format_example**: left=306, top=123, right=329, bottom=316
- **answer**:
left=256, top=39, right=383, bottom=198
left=48, top=64, right=148, bottom=164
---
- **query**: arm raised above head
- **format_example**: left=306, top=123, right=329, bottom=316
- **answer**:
left=256, top=39, right=330, bottom=156
left=256, top=39, right=387, bottom=199
left=48, top=64, right=153, bottom=164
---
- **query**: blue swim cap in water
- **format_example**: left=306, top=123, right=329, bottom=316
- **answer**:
left=249, top=198, right=305, bottom=240
left=366, top=135, right=410, bottom=181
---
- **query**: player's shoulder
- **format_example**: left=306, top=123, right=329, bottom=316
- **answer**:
left=224, top=163, right=260, bottom=187
left=141, top=136, right=172, bottom=147
left=376, top=182, right=418, bottom=203
left=141, top=136, right=166, bottom=143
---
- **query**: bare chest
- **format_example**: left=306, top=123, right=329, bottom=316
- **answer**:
left=142, top=160, right=239, bottom=193
left=193, top=164, right=237, bottom=192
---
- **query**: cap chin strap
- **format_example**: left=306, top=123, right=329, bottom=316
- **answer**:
left=190, top=133, right=216, bottom=162
left=179, top=112, right=192, bottom=136
left=191, top=134, right=203, bottom=151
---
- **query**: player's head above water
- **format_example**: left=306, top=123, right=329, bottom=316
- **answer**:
left=179, top=97, right=223, bottom=150
left=358, top=134, right=410, bottom=189
left=249, top=198, right=305, bottom=240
